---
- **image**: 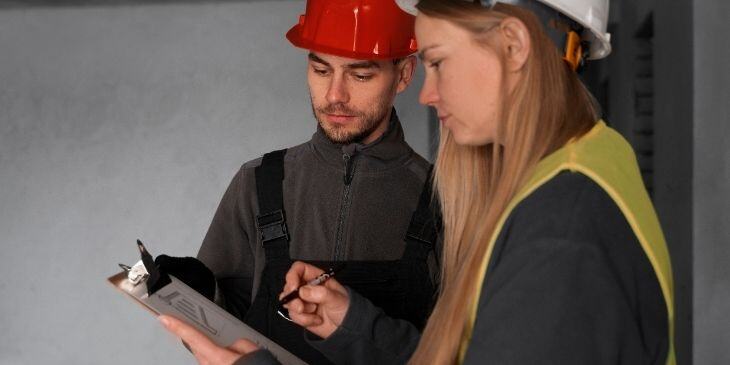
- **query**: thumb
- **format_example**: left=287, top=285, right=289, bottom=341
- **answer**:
left=228, top=338, right=259, bottom=354
left=299, top=285, right=346, bottom=308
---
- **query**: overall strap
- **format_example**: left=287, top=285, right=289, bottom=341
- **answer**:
left=403, top=166, right=441, bottom=261
left=254, top=149, right=290, bottom=261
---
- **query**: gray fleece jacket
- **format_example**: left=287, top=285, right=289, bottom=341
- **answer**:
left=197, top=109, right=436, bottom=320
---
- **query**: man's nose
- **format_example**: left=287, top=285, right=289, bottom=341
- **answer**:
left=326, top=75, right=350, bottom=105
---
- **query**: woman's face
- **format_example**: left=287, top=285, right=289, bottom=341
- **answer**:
left=415, top=14, right=507, bottom=146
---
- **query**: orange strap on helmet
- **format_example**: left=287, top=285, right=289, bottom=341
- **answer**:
left=563, top=30, right=586, bottom=72
left=286, top=0, right=418, bottom=60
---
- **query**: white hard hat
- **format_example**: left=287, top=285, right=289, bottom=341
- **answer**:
left=396, top=0, right=612, bottom=60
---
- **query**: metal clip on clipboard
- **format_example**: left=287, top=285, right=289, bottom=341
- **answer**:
left=118, top=240, right=171, bottom=295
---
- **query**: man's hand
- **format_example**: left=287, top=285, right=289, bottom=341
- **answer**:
left=155, top=255, right=216, bottom=301
left=281, top=261, right=350, bottom=339
left=159, top=315, right=258, bottom=365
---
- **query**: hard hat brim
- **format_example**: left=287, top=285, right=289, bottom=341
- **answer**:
left=394, top=0, right=611, bottom=59
left=286, top=24, right=416, bottom=60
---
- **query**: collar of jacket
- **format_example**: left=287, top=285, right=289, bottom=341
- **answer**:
left=309, top=108, right=415, bottom=172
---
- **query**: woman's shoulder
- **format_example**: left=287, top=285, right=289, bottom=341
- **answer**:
left=492, top=170, right=662, bottom=304
left=492, top=170, right=652, bottom=280
left=505, top=170, right=625, bottom=245
left=478, top=171, right=668, bottom=364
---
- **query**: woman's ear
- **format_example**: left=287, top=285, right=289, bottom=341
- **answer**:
left=498, top=17, right=531, bottom=72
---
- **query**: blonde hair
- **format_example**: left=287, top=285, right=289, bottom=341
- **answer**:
left=410, top=1, right=599, bottom=363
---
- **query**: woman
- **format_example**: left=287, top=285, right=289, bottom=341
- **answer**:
left=162, top=1, right=675, bottom=364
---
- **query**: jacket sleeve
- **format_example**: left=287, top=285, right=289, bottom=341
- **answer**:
left=197, top=165, right=258, bottom=319
left=306, top=287, right=422, bottom=365
left=233, top=349, right=282, bottom=365
left=463, top=237, right=659, bottom=365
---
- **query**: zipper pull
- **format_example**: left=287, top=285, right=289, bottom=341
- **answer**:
left=343, top=154, right=354, bottom=185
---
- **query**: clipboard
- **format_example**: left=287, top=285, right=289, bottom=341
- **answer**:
left=107, top=241, right=307, bottom=365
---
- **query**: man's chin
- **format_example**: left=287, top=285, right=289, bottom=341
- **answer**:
left=322, top=127, right=360, bottom=144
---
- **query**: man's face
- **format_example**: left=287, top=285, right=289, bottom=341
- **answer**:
left=307, top=52, right=412, bottom=145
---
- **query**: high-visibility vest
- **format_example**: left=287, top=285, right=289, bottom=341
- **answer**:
left=459, top=121, right=675, bottom=365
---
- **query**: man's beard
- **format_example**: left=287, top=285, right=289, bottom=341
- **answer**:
left=311, top=98, right=391, bottom=145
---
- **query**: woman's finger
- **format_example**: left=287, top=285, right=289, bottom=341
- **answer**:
left=301, top=301, right=318, bottom=314
left=288, top=310, right=324, bottom=327
left=282, top=262, right=307, bottom=297
left=228, top=338, right=259, bottom=354
left=160, top=315, right=215, bottom=352
left=282, top=261, right=325, bottom=297
left=299, top=285, right=345, bottom=306
left=285, top=298, right=305, bottom=313
left=159, top=315, right=246, bottom=364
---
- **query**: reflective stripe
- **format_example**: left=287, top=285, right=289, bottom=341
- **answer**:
left=460, top=121, right=675, bottom=364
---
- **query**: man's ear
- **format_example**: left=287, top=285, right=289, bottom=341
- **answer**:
left=396, top=55, right=417, bottom=94
left=498, top=17, right=531, bottom=72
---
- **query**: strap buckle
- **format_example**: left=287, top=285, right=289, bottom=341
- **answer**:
left=256, top=209, right=289, bottom=245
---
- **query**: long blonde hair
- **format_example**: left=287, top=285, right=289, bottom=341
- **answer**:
left=410, top=1, right=599, bottom=363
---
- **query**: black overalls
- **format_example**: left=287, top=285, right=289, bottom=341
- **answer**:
left=242, top=150, right=439, bottom=365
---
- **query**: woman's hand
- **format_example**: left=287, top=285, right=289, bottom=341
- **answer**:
left=281, top=261, right=350, bottom=339
left=159, top=315, right=258, bottom=365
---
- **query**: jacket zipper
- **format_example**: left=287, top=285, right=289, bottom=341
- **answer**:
left=334, top=153, right=357, bottom=260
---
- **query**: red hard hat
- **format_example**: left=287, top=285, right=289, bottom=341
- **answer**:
left=286, top=0, right=418, bottom=60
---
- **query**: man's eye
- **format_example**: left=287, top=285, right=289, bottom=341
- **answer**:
left=313, top=68, right=329, bottom=75
left=353, top=74, right=373, bottom=82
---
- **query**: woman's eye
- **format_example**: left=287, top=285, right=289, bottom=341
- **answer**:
left=429, top=60, right=442, bottom=70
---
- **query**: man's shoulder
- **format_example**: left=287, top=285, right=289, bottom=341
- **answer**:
left=401, top=151, right=432, bottom=184
left=239, top=141, right=311, bottom=171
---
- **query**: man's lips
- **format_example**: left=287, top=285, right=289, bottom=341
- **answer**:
left=326, top=113, right=356, bottom=123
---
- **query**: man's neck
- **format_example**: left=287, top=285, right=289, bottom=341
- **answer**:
left=360, top=108, right=393, bottom=145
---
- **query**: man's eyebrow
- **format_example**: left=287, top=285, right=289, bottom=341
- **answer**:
left=308, top=53, right=331, bottom=67
left=344, top=61, right=380, bottom=70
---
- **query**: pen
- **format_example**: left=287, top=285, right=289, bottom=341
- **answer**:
left=279, top=265, right=342, bottom=306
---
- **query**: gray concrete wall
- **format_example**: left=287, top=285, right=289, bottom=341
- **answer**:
left=693, top=1, right=730, bottom=364
left=0, top=1, right=429, bottom=364
left=653, top=1, right=695, bottom=363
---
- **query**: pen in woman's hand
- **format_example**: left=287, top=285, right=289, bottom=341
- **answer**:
left=279, top=265, right=340, bottom=306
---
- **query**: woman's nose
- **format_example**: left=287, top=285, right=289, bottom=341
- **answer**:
left=418, top=76, right=439, bottom=106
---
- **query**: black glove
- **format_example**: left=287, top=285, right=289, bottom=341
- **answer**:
left=154, top=255, right=216, bottom=302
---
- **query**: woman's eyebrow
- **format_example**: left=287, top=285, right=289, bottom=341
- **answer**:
left=418, top=45, right=442, bottom=61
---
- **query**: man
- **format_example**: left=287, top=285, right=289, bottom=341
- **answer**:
left=183, top=1, right=439, bottom=364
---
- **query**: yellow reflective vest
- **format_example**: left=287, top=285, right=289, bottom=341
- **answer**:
left=459, top=121, right=675, bottom=364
